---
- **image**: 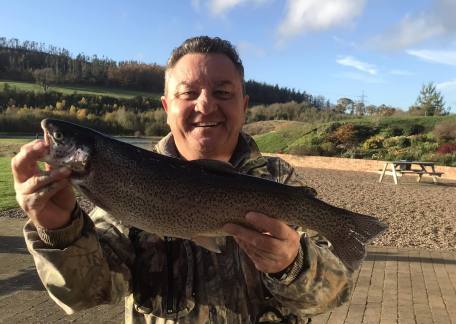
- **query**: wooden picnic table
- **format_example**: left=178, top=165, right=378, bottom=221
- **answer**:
left=378, top=161, right=444, bottom=184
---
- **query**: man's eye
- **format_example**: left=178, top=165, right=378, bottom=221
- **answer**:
left=178, top=91, right=198, bottom=99
left=215, top=90, right=232, bottom=99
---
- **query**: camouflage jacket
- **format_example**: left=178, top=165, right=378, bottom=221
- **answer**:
left=24, top=132, right=353, bottom=324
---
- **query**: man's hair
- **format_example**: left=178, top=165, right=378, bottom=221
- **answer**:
left=164, top=36, right=245, bottom=95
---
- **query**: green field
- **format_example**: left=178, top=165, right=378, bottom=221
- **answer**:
left=0, top=156, right=17, bottom=211
left=0, top=80, right=160, bottom=100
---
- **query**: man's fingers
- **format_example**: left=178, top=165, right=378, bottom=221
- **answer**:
left=18, top=167, right=71, bottom=194
left=236, top=238, right=280, bottom=271
left=245, top=212, right=290, bottom=240
left=224, top=223, right=282, bottom=254
left=11, top=140, right=49, bottom=183
left=20, top=179, right=70, bottom=215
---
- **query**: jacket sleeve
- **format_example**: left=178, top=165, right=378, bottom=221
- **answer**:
left=23, top=204, right=134, bottom=314
left=262, top=158, right=354, bottom=316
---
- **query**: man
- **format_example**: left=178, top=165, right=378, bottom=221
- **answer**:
left=13, top=36, right=352, bottom=323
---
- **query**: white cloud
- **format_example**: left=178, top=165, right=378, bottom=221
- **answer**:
left=237, top=41, right=266, bottom=57
left=336, top=56, right=377, bottom=75
left=406, top=49, right=456, bottom=66
left=277, top=0, right=365, bottom=43
left=437, top=79, right=456, bottom=112
left=436, top=79, right=456, bottom=91
left=389, top=69, right=414, bottom=76
left=334, top=71, right=384, bottom=84
left=370, top=15, right=445, bottom=51
left=207, top=0, right=268, bottom=16
left=370, top=0, right=456, bottom=50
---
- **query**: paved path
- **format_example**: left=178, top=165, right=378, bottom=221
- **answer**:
left=1, top=217, right=456, bottom=324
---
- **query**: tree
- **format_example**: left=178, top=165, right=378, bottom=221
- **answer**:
left=335, top=97, right=353, bottom=114
left=353, top=101, right=365, bottom=116
left=412, top=82, right=447, bottom=116
left=33, top=68, right=55, bottom=92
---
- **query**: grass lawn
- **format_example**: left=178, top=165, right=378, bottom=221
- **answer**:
left=0, top=156, right=17, bottom=211
left=0, top=80, right=160, bottom=100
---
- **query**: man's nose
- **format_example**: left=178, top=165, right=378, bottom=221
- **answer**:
left=194, top=91, right=217, bottom=115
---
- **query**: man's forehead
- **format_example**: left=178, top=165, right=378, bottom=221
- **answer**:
left=170, top=54, right=239, bottom=77
left=175, top=80, right=234, bottom=88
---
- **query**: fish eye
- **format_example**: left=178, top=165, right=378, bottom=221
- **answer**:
left=53, top=131, right=64, bottom=141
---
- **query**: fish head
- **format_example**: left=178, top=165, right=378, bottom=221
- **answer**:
left=41, top=118, right=94, bottom=178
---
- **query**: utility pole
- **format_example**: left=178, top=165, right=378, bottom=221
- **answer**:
left=358, top=90, right=367, bottom=106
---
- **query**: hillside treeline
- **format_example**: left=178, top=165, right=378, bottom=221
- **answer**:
left=0, top=85, right=161, bottom=114
left=0, top=36, right=320, bottom=105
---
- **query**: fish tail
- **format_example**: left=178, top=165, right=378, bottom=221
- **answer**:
left=326, top=211, right=388, bottom=272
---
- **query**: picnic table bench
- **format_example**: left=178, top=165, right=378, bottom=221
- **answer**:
left=378, top=161, right=444, bottom=184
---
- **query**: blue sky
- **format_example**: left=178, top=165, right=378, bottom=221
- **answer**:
left=1, top=0, right=456, bottom=112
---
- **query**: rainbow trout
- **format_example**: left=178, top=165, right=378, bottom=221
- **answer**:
left=41, top=118, right=387, bottom=271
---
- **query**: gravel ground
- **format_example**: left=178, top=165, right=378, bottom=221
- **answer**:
left=2, top=167, right=455, bottom=250
left=294, top=167, right=456, bottom=250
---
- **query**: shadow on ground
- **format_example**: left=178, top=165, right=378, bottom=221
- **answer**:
left=0, top=236, right=28, bottom=254
left=0, top=266, right=44, bottom=296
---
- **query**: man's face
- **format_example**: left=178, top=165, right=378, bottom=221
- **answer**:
left=161, top=53, right=248, bottom=162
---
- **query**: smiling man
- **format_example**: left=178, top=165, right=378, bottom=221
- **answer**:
left=15, top=36, right=353, bottom=323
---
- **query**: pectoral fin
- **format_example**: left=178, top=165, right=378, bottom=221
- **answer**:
left=192, top=236, right=225, bottom=253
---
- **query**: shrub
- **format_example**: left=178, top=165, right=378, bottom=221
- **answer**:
left=381, top=127, right=403, bottom=137
left=384, top=136, right=410, bottom=148
left=328, top=124, right=357, bottom=145
left=436, top=143, right=456, bottom=155
left=433, top=120, right=456, bottom=142
left=319, top=142, right=338, bottom=156
left=362, top=135, right=385, bottom=150
left=397, top=137, right=411, bottom=148
left=403, top=124, right=425, bottom=136
left=288, top=144, right=322, bottom=156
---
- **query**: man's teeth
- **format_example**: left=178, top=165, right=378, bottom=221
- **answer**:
left=194, top=122, right=220, bottom=127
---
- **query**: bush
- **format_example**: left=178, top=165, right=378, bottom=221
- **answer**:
left=288, top=144, right=322, bottom=156
left=403, top=124, right=425, bottom=136
left=328, top=124, right=357, bottom=145
left=436, top=143, right=456, bottom=155
left=397, top=137, right=411, bottom=148
left=381, top=127, right=403, bottom=137
left=319, top=142, right=338, bottom=156
left=363, top=135, right=385, bottom=150
left=433, top=120, right=456, bottom=142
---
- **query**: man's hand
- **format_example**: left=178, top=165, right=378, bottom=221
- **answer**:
left=223, top=212, right=300, bottom=274
left=11, top=140, right=76, bottom=229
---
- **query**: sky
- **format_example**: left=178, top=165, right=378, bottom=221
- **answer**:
left=1, top=0, right=456, bottom=112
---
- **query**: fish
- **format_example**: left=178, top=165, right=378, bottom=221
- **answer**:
left=40, top=118, right=388, bottom=271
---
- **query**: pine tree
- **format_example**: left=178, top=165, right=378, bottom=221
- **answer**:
left=414, top=82, right=447, bottom=116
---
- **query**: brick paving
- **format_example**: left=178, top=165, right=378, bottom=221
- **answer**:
left=1, top=217, right=456, bottom=323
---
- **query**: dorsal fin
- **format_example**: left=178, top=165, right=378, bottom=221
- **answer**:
left=191, top=159, right=239, bottom=175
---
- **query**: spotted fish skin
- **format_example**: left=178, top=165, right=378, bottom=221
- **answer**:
left=41, top=118, right=388, bottom=271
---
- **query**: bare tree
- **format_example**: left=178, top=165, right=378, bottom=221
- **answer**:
left=33, top=68, right=55, bottom=92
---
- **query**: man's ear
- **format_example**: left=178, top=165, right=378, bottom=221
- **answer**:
left=243, top=95, right=249, bottom=113
left=161, top=96, right=169, bottom=113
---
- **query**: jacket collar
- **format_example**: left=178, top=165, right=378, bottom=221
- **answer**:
left=155, top=132, right=262, bottom=169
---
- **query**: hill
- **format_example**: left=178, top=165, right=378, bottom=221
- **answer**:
left=0, top=80, right=159, bottom=100
left=0, top=36, right=320, bottom=107
left=246, top=116, right=456, bottom=166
